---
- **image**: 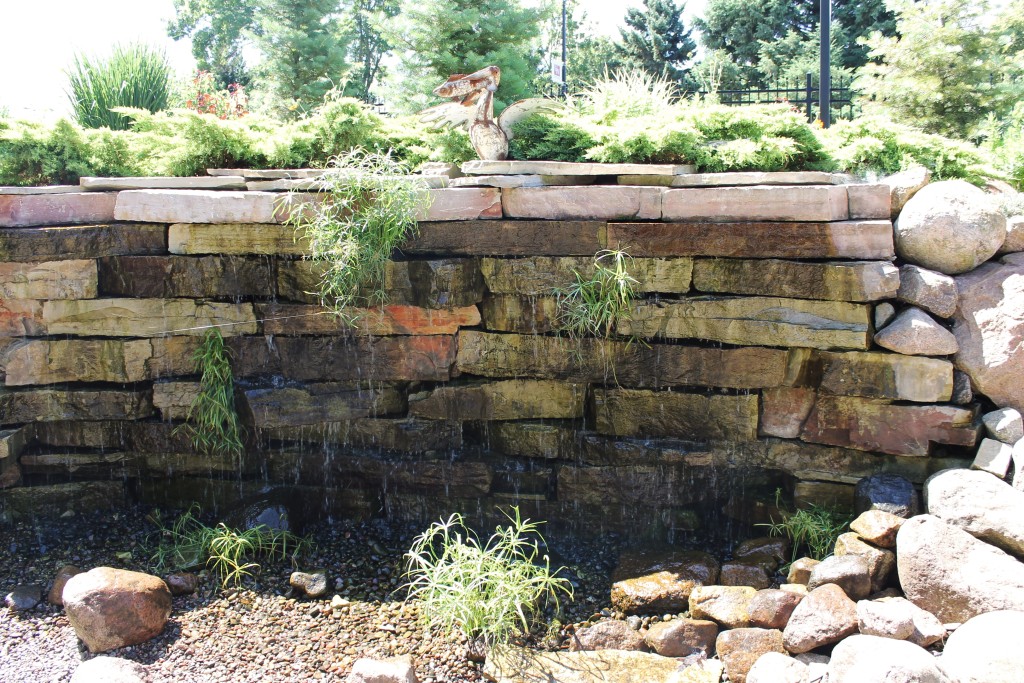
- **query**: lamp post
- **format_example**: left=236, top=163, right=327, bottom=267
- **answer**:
left=819, top=0, right=831, bottom=127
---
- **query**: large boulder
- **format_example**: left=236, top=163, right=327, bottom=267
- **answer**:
left=952, top=257, right=1024, bottom=414
left=894, top=180, right=1006, bottom=274
left=939, top=610, right=1024, bottom=683
left=782, top=584, right=859, bottom=654
left=611, top=548, right=719, bottom=615
left=61, top=567, right=172, bottom=653
left=925, top=468, right=1024, bottom=558
left=896, top=515, right=1024, bottom=623
left=569, top=620, right=647, bottom=652
left=828, top=635, right=944, bottom=683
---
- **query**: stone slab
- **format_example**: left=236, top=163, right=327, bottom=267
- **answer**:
left=481, top=256, right=692, bottom=295
left=479, top=295, right=560, bottom=333
left=760, top=387, right=818, bottom=438
left=261, top=418, right=462, bottom=453
left=816, top=351, right=954, bottom=402
left=0, top=192, right=117, bottom=227
left=484, top=645, right=723, bottom=683
left=273, top=335, right=457, bottom=382
left=0, top=224, right=167, bottom=263
left=405, top=220, right=605, bottom=256
left=449, top=175, right=595, bottom=188
left=0, top=185, right=82, bottom=195
left=0, top=481, right=126, bottom=520
left=0, top=388, right=153, bottom=425
left=0, top=425, right=31, bottom=461
left=606, top=220, right=894, bottom=259
left=592, top=389, right=759, bottom=440
left=258, top=303, right=480, bottom=336
left=247, top=176, right=448, bottom=191
left=618, top=297, right=872, bottom=350
left=80, top=176, right=247, bottom=191
left=662, top=186, right=849, bottom=222
left=488, top=421, right=576, bottom=460
left=242, top=383, right=405, bottom=428
left=4, top=338, right=161, bottom=385
left=620, top=171, right=842, bottom=187
left=19, top=451, right=143, bottom=478
left=152, top=381, right=200, bottom=421
left=502, top=186, right=663, bottom=221
left=462, top=160, right=695, bottom=176
left=801, top=395, right=979, bottom=456
left=98, top=255, right=274, bottom=298
left=0, top=260, right=98, bottom=300
left=847, top=184, right=892, bottom=219
left=692, top=259, right=899, bottom=302
left=409, top=380, right=585, bottom=420
left=417, top=188, right=502, bottom=221
left=971, top=438, right=1013, bottom=477
left=0, top=300, right=44, bottom=337
left=42, top=298, right=258, bottom=337
left=168, top=223, right=307, bottom=255
left=455, top=331, right=791, bottom=388
left=114, top=189, right=307, bottom=224
left=207, top=168, right=324, bottom=179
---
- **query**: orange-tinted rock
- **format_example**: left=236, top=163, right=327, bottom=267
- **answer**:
left=748, top=589, right=804, bottom=630
left=0, top=192, right=116, bottom=227
left=568, top=620, right=648, bottom=652
left=643, top=618, right=718, bottom=657
left=258, top=303, right=479, bottom=336
left=48, top=565, right=83, bottom=606
left=782, top=584, right=858, bottom=654
left=849, top=510, right=905, bottom=549
left=406, top=220, right=604, bottom=256
left=611, top=548, right=720, bottom=615
left=689, top=585, right=758, bottom=629
left=720, top=562, right=772, bottom=590
left=716, top=628, right=787, bottom=683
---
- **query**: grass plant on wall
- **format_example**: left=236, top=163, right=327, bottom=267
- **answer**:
left=284, top=150, right=433, bottom=318
left=175, top=328, right=245, bottom=458
left=553, top=249, right=639, bottom=342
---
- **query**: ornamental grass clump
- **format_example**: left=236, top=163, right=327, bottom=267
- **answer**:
left=404, top=508, right=573, bottom=646
left=66, top=43, right=172, bottom=130
left=761, top=492, right=853, bottom=566
left=554, top=249, right=638, bottom=341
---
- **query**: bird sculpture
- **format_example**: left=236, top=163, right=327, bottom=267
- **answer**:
left=419, top=65, right=559, bottom=161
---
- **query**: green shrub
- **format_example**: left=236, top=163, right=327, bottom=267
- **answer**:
left=509, top=115, right=594, bottom=163
left=166, top=113, right=268, bottom=177
left=404, top=508, right=572, bottom=646
left=587, top=117, right=702, bottom=164
left=67, top=43, right=172, bottom=130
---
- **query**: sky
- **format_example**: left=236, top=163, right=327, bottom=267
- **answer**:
left=0, top=0, right=704, bottom=118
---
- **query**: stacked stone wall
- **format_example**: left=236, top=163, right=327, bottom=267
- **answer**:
left=0, top=166, right=989, bottom=541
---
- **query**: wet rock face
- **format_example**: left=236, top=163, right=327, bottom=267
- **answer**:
left=62, top=567, right=172, bottom=653
left=610, top=548, right=720, bottom=615
left=855, top=474, right=920, bottom=518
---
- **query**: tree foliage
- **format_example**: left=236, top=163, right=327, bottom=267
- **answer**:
left=855, top=0, right=1024, bottom=138
left=167, top=0, right=258, bottom=87
left=533, top=0, right=625, bottom=97
left=344, top=0, right=399, bottom=103
left=384, top=0, right=544, bottom=113
left=617, top=0, right=696, bottom=85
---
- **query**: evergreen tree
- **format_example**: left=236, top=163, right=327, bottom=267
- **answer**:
left=344, top=0, right=400, bottom=103
left=383, top=0, right=544, bottom=114
left=167, top=0, right=259, bottom=87
left=255, top=0, right=352, bottom=117
left=617, top=0, right=696, bottom=84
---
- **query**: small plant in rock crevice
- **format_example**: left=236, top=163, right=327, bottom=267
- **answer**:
left=553, top=249, right=639, bottom=342
left=149, top=505, right=310, bottom=587
left=283, top=149, right=433, bottom=319
left=174, top=328, right=244, bottom=458
left=403, top=508, right=573, bottom=648
left=760, top=490, right=853, bottom=565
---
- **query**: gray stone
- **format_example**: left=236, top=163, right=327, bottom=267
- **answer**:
left=952, top=370, right=974, bottom=404
left=877, top=597, right=945, bottom=647
left=833, top=533, right=896, bottom=593
left=953, top=258, right=1024, bottom=413
left=462, top=160, right=693, bottom=176
left=938, top=610, right=1024, bottom=683
left=874, top=307, right=958, bottom=356
left=983, top=408, right=1024, bottom=444
left=828, top=635, right=943, bottom=682
left=81, top=176, right=246, bottom=190
left=782, top=584, right=859, bottom=654
left=569, top=620, right=648, bottom=652
left=855, top=474, right=920, bottom=518
left=70, top=657, right=149, bottom=683
left=4, top=585, right=41, bottom=610
left=747, top=652, right=809, bottom=683
left=894, top=180, right=1006, bottom=274
left=896, top=514, right=1024, bottom=623
left=807, top=554, right=873, bottom=600
left=1014, top=439, right=1024, bottom=492
left=874, top=302, right=896, bottom=329
left=885, top=166, right=931, bottom=218
left=972, top=438, right=1013, bottom=477
left=632, top=171, right=840, bottom=187
left=483, top=646, right=724, bottom=683
left=502, top=186, right=662, bottom=221
left=925, top=468, right=1024, bottom=558
left=663, top=185, right=849, bottom=222
left=897, top=265, right=958, bottom=318
left=857, top=599, right=915, bottom=640
left=347, top=654, right=418, bottom=683
left=290, top=571, right=329, bottom=599
left=999, top=215, right=1024, bottom=253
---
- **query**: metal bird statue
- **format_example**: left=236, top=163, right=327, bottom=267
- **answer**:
left=419, top=65, right=560, bottom=161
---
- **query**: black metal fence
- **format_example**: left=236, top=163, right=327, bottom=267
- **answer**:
left=698, top=73, right=855, bottom=122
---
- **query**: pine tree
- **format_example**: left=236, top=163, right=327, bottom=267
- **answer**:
left=167, top=0, right=259, bottom=87
left=255, top=0, right=351, bottom=117
left=617, top=0, right=696, bottom=84
left=344, top=0, right=400, bottom=103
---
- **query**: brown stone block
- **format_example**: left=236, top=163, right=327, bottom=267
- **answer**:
left=4, top=338, right=155, bottom=385
left=168, top=223, right=308, bottom=255
left=261, top=417, right=462, bottom=453
left=692, top=258, right=899, bottom=302
left=19, top=452, right=142, bottom=479
left=114, top=189, right=317, bottom=224
left=557, top=465, right=704, bottom=506
left=801, top=395, right=980, bottom=456
left=404, top=220, right=605, bottom=256
left=152, top=381, right=200, bottom=421
left=619, top=297, right=872, bottom=350
left=33, top=421, right=125, bottom=449
left=384, top=459, right=493, bottom=497
left=140, top=450, right=261, bottom=478
left=606, top=220, right=894, bottom=259
left=409, top=380, right=585, bottom=420
left=242, top=382, right=405, bottom=428
left=479, top=295, right=560, bottom=333
left=847, top=184, right=891, bottom=219
left=0, top=481, right=126, bottom=520
left=662, top=185, right=848, bottom=222
left=0, top=388, right=153, bottom=425
left=480, top=256, right=693, bottom=295
left=0, top=299, right=44, bottom=337
left=501, top=186, right=662, bottom=220
left=488, top=421, right=577, bottom=460
left=816, top=351, right=954, bottom=403
left=0, top=260, right=98, bottom=300
left=0, top=224, right=167, bottom=263
left=98, top=255, right=274, bottom=298
left=42, top=298, right=258, bottom=337
left=760, top=387, right=817, bottom=439
left=0, top=192, right=116, bottom=227
left=258, top=303, right=479, bottom=336
left=762, top=439, right=969, bottom=485
left=794, top=481, right=855, bottom=511
left=455, top=331, right=790, bottom=389
left=418, top=187, right=502, bottom=221
left=592, top=389, right=759, bottom=440
left=274, top=335, right=456, bottom=382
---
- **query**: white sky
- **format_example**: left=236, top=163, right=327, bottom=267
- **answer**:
left=0, top=0, right=704, bottom=118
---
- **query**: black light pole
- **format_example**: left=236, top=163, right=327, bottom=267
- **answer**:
left=819, top=0, right=831, bottom=127
left=561, top=0, right=568, bottom=99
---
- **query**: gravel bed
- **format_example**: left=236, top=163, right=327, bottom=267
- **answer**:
left=0, top=506, right=619, bottom=683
